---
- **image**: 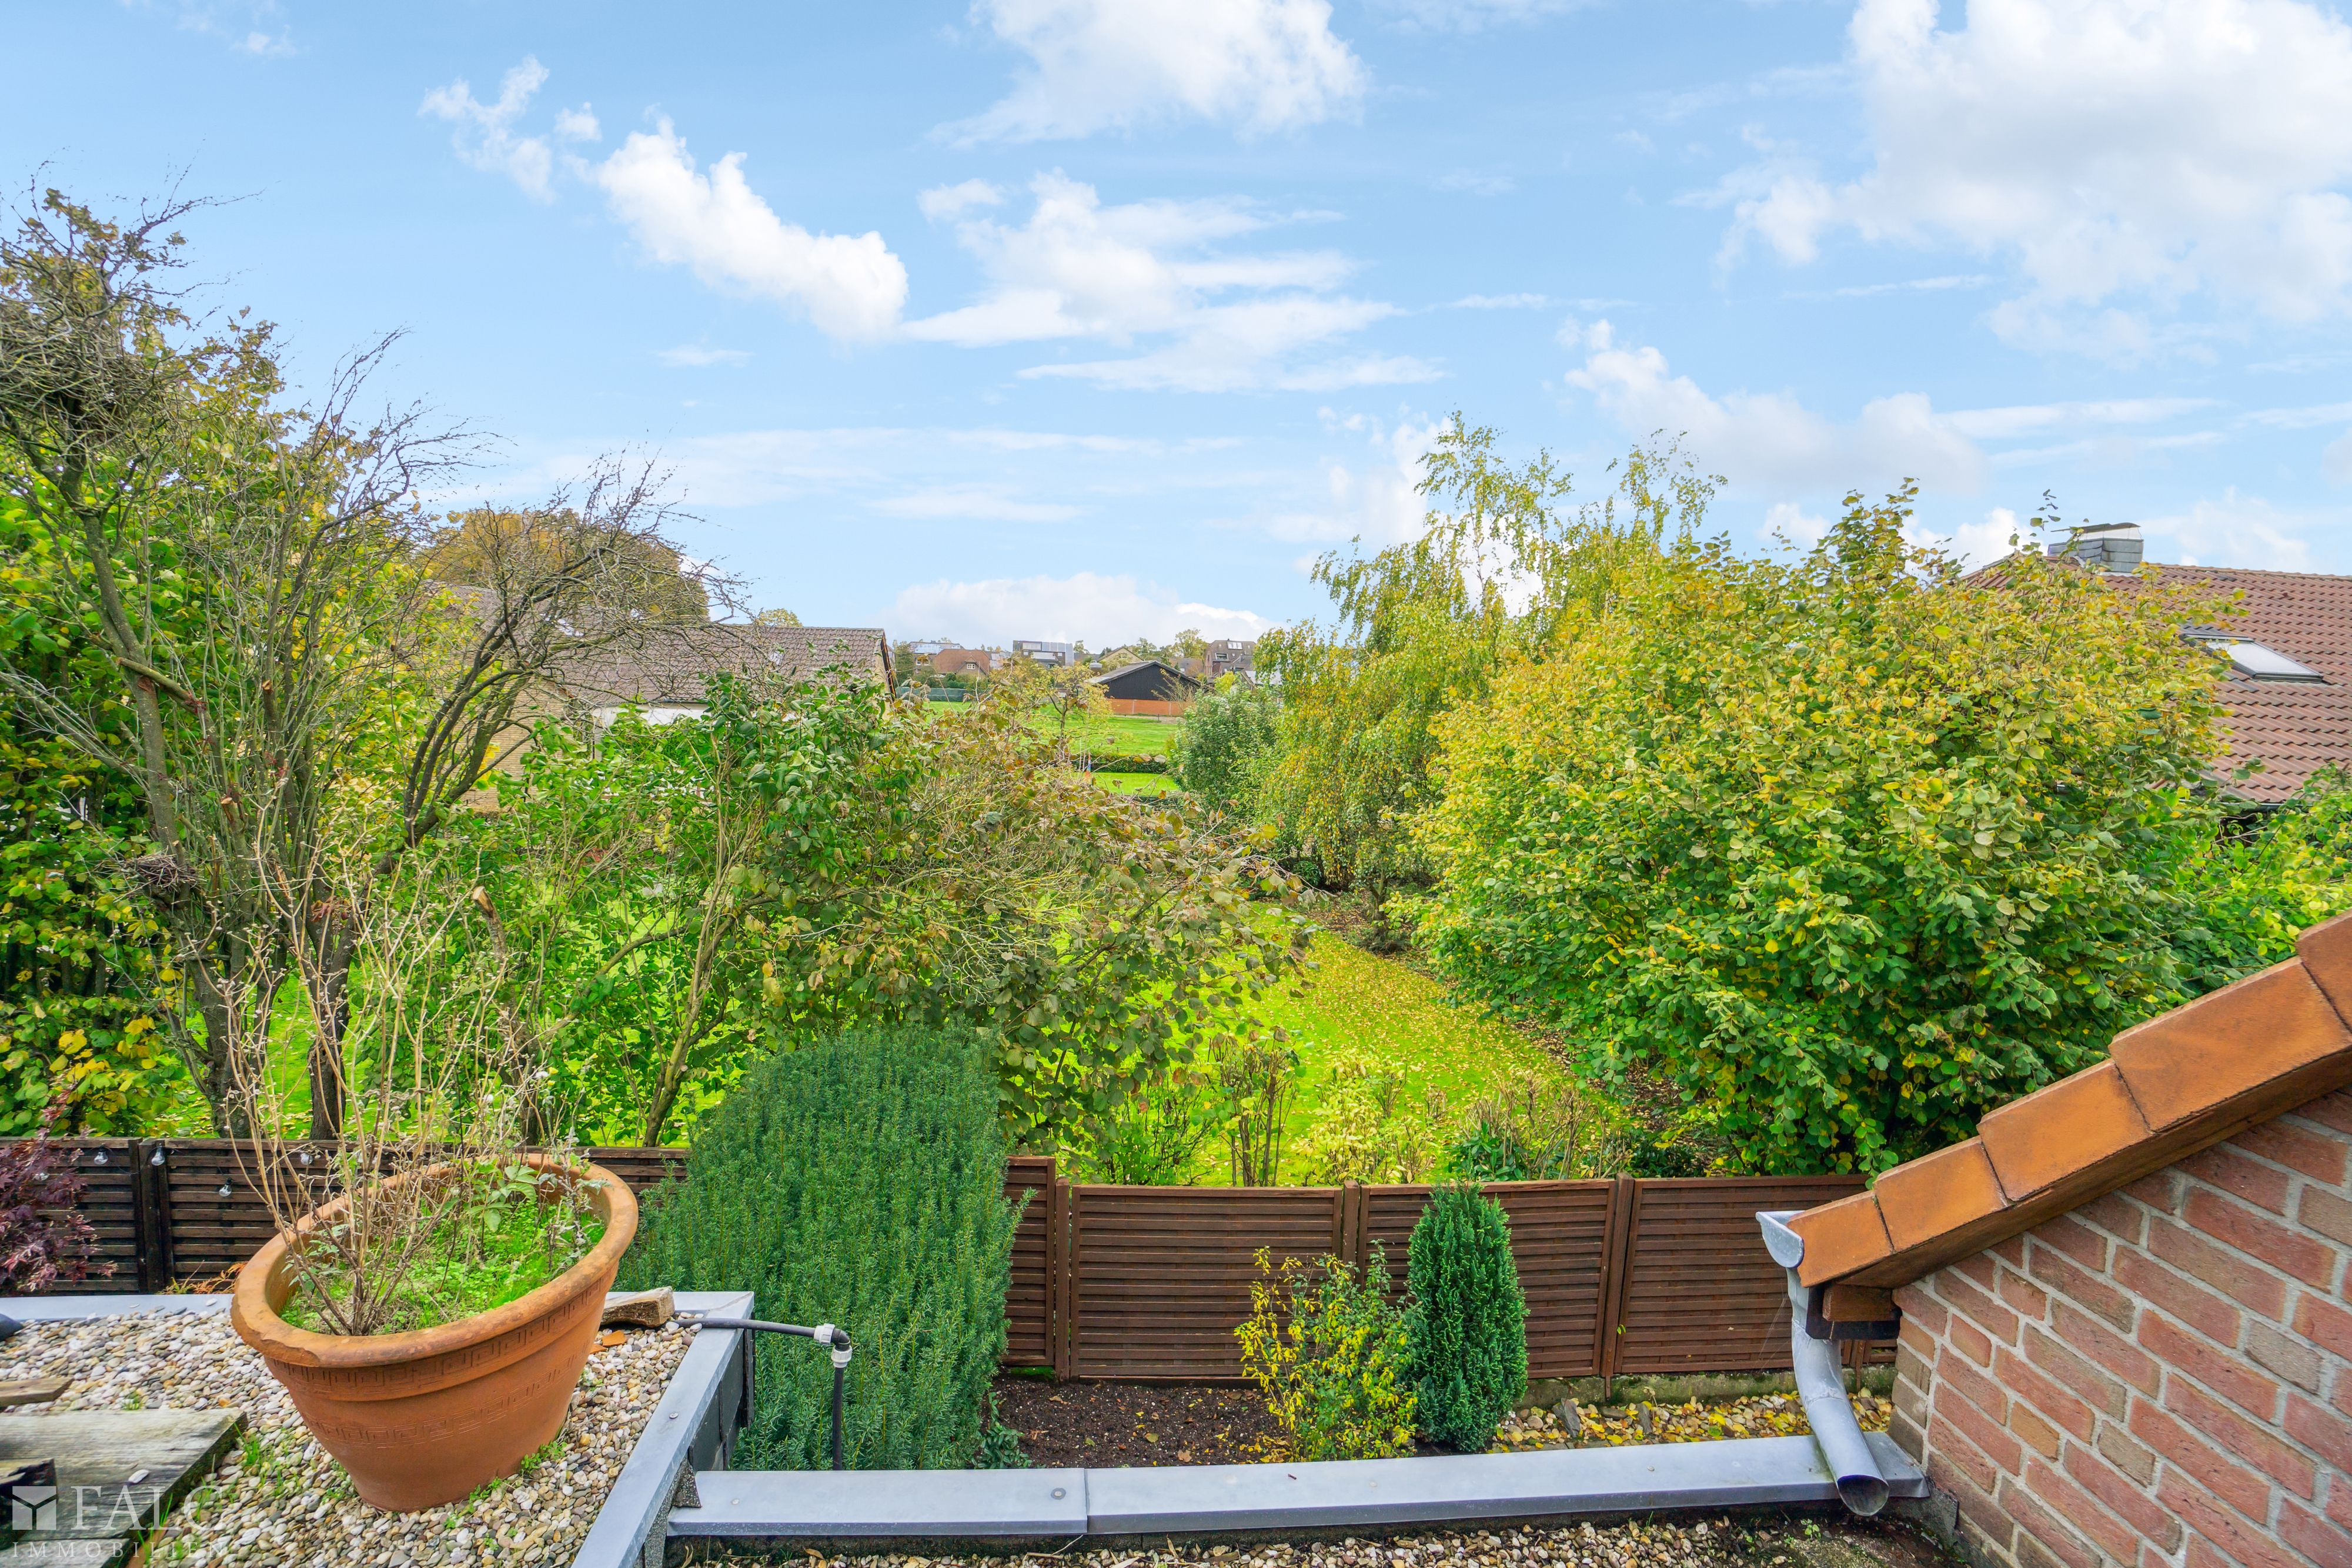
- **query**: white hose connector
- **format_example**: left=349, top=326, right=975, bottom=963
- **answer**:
left=1757, top=1210, right=1890, bottom=1517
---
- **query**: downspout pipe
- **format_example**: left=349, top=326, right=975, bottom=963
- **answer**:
left=1757, top=1210, right=1889, bottom=1517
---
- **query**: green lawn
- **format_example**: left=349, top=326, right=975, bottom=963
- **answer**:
left=1091, top=770, right=1181, bottom=796
left=1032, top=713, right=1182, bottom=757
left=920, top=702, right=1181, bottom=757
left=1259, top=931, right=1559, bottom=1174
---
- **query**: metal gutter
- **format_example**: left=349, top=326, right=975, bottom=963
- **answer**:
left=1758, top=1209, right=1889, bottom=1517
left=572, top=1289, right=755, bottom=1568
left=667, top=1436, right=1927, bottom=1548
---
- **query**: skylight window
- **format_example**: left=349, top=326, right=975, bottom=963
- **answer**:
left=2181, top=628, right=2328, bottom=684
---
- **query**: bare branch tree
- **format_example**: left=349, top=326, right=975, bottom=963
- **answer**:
left=1, top=189, right=716, bottom=1136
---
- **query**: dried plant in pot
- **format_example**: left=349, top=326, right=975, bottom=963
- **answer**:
left=226, top=871, right=637, bottom=1512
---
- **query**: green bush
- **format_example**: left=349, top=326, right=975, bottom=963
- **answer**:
left=1405, top=1183, right=1525, bottom=1452
left=1235, top=1245, right=1416, bottom=1460
left=1415, top=490, right=2237, bottom=1173
left=1172, top=681, right=1280, bottom=813
left=618, top=1026, right=1020, bottom=1469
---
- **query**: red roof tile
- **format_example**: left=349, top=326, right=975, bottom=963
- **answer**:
left=2139, top=564, right=2352, bottom=803
left=1792, top=910, right=2352, bottom=1292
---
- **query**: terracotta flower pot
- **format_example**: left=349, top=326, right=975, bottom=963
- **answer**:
left=230, top=1155, right=639, bottom=1512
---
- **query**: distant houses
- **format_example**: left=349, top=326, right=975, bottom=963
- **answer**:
left=1090, top=658, right=1204, bottom=717
left=556, top=624, right=893, bottom=726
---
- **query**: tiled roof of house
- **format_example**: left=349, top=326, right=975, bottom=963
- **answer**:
left=2138, top=564, right=2352, bottom=803
left=1788, top=910, right=2352, bottom=1291
left=552, top=625, right=890, bottom=708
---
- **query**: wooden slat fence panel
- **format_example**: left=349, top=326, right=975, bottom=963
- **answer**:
left=1002, top=1156, right=1055, bottom=1369
left=15, top=1141, right=146, bottom=1293
left=1361, top=1179, right=1619, bottom=1380
left=0, top=1139, right=1891, bottom=1386
left=1069, top=1185, right=1342, bottom=1382
left=1611, top=1176, right=1867, bottom=1375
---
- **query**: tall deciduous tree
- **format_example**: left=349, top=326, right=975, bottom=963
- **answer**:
left=1414, top=487, right=2234, bottom=1173
left=1259, top=417, right=1710, bottom=944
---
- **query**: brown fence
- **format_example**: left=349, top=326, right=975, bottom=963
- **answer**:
left=1048, top=1174, right=1867, bottom=1383
left=5, top=1141, right=1864, bottom=1382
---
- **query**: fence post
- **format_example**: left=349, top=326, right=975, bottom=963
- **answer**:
left=1339, top=1180, right=1366, bottom=1273
left=1061, top=1181, right=1082, bottom=1382
left=1594, top=1176, right=1639, bottom=1390
left=1049, top=1179, right=1074, bottom=1381
left=129, top=1140, right=159, bottom=1292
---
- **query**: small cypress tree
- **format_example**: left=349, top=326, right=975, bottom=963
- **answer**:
left=1404, top=1181, right=1526, bottom=1452
left=619, top=1025, right=1020, bottom=1469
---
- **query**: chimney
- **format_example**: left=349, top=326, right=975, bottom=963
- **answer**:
left=2046, top=521, right=2143, bottom=572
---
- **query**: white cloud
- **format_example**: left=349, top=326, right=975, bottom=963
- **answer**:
left=1765, top=500, right=1830, bottom=546
left=2241, top=400, right=2352, bottom=431
left=1435, top=171, right=1516, bottom=196
left=1788, top=273, right=1990, bottom=299
left=1451, top=293, right=1550, bottom=309
left=870, top=484, right=1085, bottom=522
left=1370, top=0, right=1591, bottom=27
left=593, top=119, right=908, bottom=343
left=2139, top=490, right=2330, bottom=569
left=2324, top=429, right=2352, bottom=484
left=553, top=105, right=601, bottom=142
left=906, top=172, right=1431, bottom=391
left=657, top=344, right=751, bottom=367
left=1905, top=506, right=2030, bottom=570
left=1562, top=320, right=1985, bottom=493
left=1718, top=0, right=2352, bottom=352
left=945, top=0, right=1367, bottom=143
left=1942, top=398, right=2219, bottom=441
left=420, top=58, right=561, bottom=200
left=891, top=571, right=1274, bottom=646
left=920, top=179, right=1004, bottom=219
left=235, top=28, right=295, bottom=56
left=1257, top=412, right=1444, bottom=543
left=1611, top=130, right=1656, bottom=154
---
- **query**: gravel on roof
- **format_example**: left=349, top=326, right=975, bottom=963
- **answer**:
left=0, top=1306, right=693, bottom=1567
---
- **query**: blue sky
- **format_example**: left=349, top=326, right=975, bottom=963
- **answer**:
left=13, top=0, right=2352, bottom=646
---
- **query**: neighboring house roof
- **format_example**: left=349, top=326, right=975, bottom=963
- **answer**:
left=1788, top=910, right=2352, bottom=1293
left=2139, top=564, right=2352, bottom=804
left=1090, top=659, right=1203, bottom=701
left=553, top=624, right=890, bottom=710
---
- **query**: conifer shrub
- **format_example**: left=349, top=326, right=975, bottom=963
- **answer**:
left=619, top=1026, right=1020, bottom=1469
left=1405, top=1182, right=1525, bottom=1452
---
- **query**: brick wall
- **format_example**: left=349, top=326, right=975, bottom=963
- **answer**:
left=1890, top=1089, right=2352, bottom=1568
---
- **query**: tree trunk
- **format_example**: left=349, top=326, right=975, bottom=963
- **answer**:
left=305, top=935, right=349, bottom=1141
left=188, top=967, right=253, bottom=1139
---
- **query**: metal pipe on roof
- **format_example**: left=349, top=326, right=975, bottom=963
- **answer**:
left=1757, top=1210, right=1890, bottom=1517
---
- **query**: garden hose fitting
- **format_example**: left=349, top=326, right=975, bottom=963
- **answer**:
left=683, top=1315, right=854, bottom=1471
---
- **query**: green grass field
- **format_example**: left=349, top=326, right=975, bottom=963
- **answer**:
left=1258, top=931, right=1559, bottom=1174
left=1038, top=712, right=1183, bottom=757
left=919, top=701, right=1181, bottom=758
left=1091, top=770, right=1181, bottom=796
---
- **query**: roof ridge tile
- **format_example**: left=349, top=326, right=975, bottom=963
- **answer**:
left=1789, top=910, right=2352, bottom=1292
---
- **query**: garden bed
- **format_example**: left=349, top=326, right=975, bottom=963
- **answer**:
left=0, top=1306, right=693, bottom=1567
left=990, top=1380, right=1896, bottom=1468
left=991, top=1376, right=1285, bottom=1466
